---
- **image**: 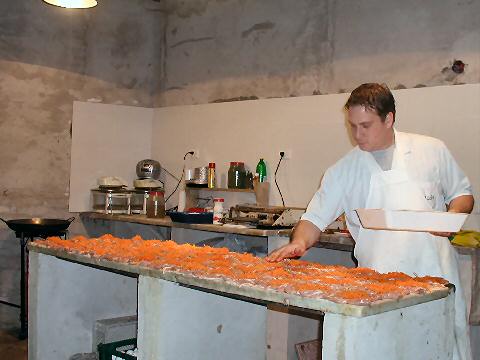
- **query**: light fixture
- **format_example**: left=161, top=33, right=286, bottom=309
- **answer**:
left=43, top=0, right=97, bottom=8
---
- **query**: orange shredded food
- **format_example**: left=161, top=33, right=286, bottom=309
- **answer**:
left=33, top=235, right=448, bottom=305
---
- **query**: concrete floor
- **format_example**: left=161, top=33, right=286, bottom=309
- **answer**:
left=0, top=306, right=27, bottom=360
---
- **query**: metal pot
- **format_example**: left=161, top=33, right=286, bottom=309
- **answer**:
left=0, top=217, right=75, bottom=235
left=185, top=166, right=208, bottom=185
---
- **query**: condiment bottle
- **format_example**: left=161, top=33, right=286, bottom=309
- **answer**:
left=256, top=158, right=267, bottom=182
left=146, top=191, right=165, bottom=218
left=213, top=198, right=224, bottom=224
left=208, top=162, right=216, bottom=188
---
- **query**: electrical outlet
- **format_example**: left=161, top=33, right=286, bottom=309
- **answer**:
left=279, top=150, right=292, bottom=159
left=191, top=149, right=200, bottom=159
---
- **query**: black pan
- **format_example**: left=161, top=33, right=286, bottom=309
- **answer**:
left=0, top=217, right=75, bottom=235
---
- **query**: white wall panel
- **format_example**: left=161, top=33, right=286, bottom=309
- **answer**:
left=69, top=102, right=153, bottom=212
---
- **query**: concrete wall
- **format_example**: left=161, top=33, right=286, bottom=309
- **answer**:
left=0, top=0, right=162, bottom=316
left=0, top=0, right=162, bottom=219
left=158, top=0, right=480, bottom=106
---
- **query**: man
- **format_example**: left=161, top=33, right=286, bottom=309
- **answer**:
left=266, top=83, right=474, bottom=360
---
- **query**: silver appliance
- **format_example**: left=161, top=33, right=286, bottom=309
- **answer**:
left=136, top=159, right=161, bottom=179
left=134, top=159, right=164, bottom=192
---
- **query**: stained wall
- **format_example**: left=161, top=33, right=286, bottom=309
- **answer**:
left=0, top=0, right=162, bottom=313
left=158, top=0, right=480, bottom=106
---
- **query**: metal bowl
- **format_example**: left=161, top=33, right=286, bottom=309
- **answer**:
left=0, top=217, right=75, bottom=236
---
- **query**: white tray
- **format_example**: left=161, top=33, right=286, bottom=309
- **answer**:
left=355, top=208, right=468, bottom=233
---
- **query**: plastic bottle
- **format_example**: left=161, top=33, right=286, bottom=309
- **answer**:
left=177, top=186, right=186, bottom=212
left=255, top=158, right=267, bottom=182
left=213, top=198, right=224, bottom=224
left=208, top=162, right=216, bottom=188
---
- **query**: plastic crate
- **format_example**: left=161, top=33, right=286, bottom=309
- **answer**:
left=97, top=338, right=137, bottom=360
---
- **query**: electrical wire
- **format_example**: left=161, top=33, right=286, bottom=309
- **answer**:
left=165, top=151, right=194, bottom=205
left=274, top=153, right=285, bottom=207
left=161, top=166, right=180, bottom=182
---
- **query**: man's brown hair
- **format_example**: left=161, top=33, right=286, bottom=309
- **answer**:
left=345, top=83, right=396, bottom=122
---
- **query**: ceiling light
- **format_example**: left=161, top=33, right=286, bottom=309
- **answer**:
left=43, top=0, right=97, bottom=8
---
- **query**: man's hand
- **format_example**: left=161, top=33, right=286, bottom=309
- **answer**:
left=430, top=195, right=474, bottom=238
left=265, top=242, right=306, bottom=262
left=265, top=220, right=322, bottom=262
left=429, top=231, right=453, bottom=238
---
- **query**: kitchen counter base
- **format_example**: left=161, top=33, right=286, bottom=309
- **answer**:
left=28, top=250, right=455, bottom=360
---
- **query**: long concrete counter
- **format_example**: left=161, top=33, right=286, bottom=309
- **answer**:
left=28, top=243, right=455, bottom=360
left=28, top=242, right=451, bottom=318
left=79, top=211, right=480, bottom=322
left=75, top=211, right=480, bottom=359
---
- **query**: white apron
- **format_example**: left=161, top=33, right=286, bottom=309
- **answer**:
left=354, top=147, right=471, bottom=360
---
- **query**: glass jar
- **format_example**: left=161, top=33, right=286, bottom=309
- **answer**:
left=91, top=188, right=131, bottom=214
left=228, top=162, right=246, bottom=189
left=146, top=191, right=165, bottom=218
left=130, top=189, right=149, bottom=214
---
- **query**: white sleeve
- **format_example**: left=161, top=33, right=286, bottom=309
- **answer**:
left=301, top=167, right=344, bottom=231
left=438, top=143, right=473, bottom=204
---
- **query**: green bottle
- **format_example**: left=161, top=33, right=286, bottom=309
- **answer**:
left=256, top=158, right=267, bottom=182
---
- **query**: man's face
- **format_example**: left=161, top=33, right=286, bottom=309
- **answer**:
left=347, top=105, right=394, bottom=152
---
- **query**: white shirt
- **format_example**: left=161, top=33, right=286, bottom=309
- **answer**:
left=301, top=130, right=473, bottom=240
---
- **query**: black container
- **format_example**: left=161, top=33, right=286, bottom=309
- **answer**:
left=167, top=211, right=213, bottom=224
